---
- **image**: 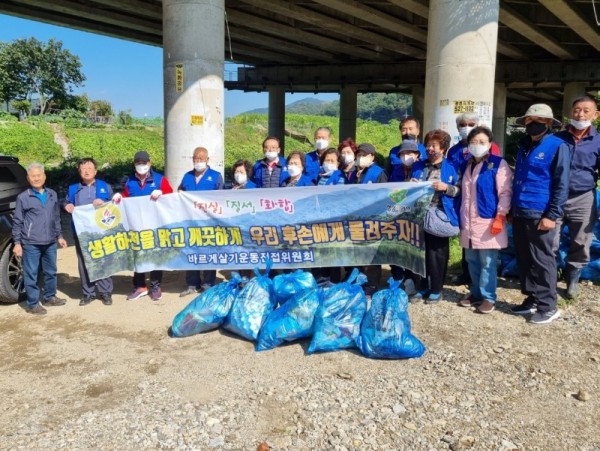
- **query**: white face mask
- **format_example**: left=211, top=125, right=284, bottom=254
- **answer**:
left=135, top=164, right=150, bottom=175
left=458, top=126, right=475, bottom=140
left=400, top=155, right=416, bottom=167
left=342, top=154, right=355, bottom=165
left=265, top=151, right=278, bottom=162
left=234, top=173, right=247, bottom=185
left=322, top=162, right=337, bottom=174
left=570, top=119, right=592, bottom=130
left=194, top=162, right=207, bottom=172
left=287, top=165, right=301, bottom=177
left=357, top=156, right=372, bottom=169
left=315, top=139, right=329, bottom=151
left=468, top=144, right=489, bottom=158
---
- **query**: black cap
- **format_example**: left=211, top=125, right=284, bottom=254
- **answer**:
left=357, top=143, right=376, bottom=155
left=398, top=140, right=419, bottom=153
left=134, top=150, right=150, bottom=163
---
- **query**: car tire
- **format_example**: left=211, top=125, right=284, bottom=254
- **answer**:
left=0, top=242, right=23, bottom=304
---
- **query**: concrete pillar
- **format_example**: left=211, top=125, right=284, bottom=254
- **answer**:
left=423, top=0, right=499, bottom=145
left=411, top=86, right=425, bottom=131
left=163, top=0, right=224, bottom=185
left=492, top=83, right=507, bottom=155
left=339, top=86, right=358, bottom=141
left=268, top=86, right=286, bottom=152
left=562, top=82, right=588, bottom=120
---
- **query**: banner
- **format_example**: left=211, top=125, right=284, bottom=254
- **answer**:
left=72, top=182, right=434, bottom=281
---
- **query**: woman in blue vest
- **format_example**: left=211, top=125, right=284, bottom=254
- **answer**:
left=63, top=157, right=114, bottom=306
left=410, top=130, right=461, bottom=304
left=338, top=138, right=358, bottom=184
left=457, top=127, right=513, bottom=314
left=281, top=151, right=314, bottom=187
left=231, top=160, right=257, bottom=189
left=350, top=143, right=388, bottom=295
left=317, top=148, right=346, bottom=185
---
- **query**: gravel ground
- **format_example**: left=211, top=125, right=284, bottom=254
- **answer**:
left=1, top=246, right=599, bottom=451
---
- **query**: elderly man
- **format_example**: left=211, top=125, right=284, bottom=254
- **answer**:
left=13, top=163, right=68, bottom=315
left=305, top=127, right=333, bottom=183
left=554, top=96, right=600, bottom=299
left=252, top=136, right=288, bottom=188
left=510, top=104, right=569, bottom=325
left=178, top=146, right=224, bottom=296
left=388, top=117, right=427, bottom=172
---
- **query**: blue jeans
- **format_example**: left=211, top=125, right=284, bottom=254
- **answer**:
left=464, top=248, right=498, bottom=302
left=22, top=243, right=58, bottom=308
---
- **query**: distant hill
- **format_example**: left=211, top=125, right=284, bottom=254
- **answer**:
left=241, top=93, right=413, bottom=124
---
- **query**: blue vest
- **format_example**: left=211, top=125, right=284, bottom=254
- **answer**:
left=253, top=156, right=288, bottom=188
left=283, top=174, right=314, bottom=187
left=319, top=170, right=345, bottom=185
left=67, top=179, right=111, bottom=205
left=305, top=151, right=321, bottom=183
left=512, top=134, right=563, bottom=213
left=461, top=155, right=502, bottom=219
left=125, top=170, right=164, bottom=197
left=412, top=159, right=460, bottom=226
left=356, top=164, right=384, bottom=184
left=389, top=164, right=413, bottom=182
left=179, top=168, right=222, bottom=191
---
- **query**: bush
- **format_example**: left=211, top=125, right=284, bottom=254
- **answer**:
left=0, top=121, right=62, bottom=164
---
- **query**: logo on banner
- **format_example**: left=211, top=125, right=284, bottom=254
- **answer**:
left=95, top=205, right=121, bottom=230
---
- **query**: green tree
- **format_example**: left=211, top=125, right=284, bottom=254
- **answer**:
left=0, top=41, right=27, bottom=110
left=11, top=99, right=31, bottom=115
left=1, top=37, right=85, bottom=114
left=90, top=99, right=113, bottom=118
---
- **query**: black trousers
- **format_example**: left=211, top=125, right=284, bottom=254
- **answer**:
left=133, top=271, right=162, bottom=289
left=424, top=232, right=449, bottom=294
left=513, top=217, right=558, bottom=312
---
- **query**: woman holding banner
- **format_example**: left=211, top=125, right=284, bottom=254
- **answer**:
left=410, top=130, right=461, bottom=305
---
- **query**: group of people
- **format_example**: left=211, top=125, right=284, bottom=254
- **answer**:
left=12, top=96, right=599, bottom=326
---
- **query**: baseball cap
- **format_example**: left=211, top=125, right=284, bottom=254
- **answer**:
left=515, top=104, right=561, bottom=127
left=398, top=140, right=419, bottom=153
left=134, top=150, right=150, bottom=163
left=357, top=143, right=376, bottom=155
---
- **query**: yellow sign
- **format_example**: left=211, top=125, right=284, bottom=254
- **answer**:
left=95, top=204, right=122, bottom=230
left=453, top=100, right=475, bottom=114
left=191, top=115, right=204, bottom=126
left=175, top=64, right=184, bottom=92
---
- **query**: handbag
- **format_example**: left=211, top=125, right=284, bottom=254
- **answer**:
left=423, top=206, right=459, bottom=237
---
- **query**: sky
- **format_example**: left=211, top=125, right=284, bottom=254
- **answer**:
left=0, top=14, right=339, bottom=118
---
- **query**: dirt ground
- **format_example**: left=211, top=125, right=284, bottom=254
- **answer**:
left=1, top=245, right=600, bottom=450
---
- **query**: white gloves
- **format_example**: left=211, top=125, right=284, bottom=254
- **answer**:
left=112, top=193, right=122, bottom=204
left=150, top=190, right=163, bottom=200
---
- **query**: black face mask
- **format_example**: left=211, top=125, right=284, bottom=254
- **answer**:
left=525, top=122, right=548, bottom=137
left=402, top=133, right=418, bottom=142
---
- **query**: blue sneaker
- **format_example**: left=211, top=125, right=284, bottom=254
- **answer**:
left=410, top=290, right=429, bottom=303
left=424, top=292, right=443, bottom=305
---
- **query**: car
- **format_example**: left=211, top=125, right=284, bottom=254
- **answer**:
left=0, top=156, right=28, bottom=303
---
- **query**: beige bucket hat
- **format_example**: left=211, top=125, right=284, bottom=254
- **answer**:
left=515, top=103, right=561, bottom=127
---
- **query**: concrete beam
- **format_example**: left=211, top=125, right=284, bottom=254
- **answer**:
left=231, top=41, right=300, bottom=64
left=226, top=10, right=388, bottom=61
left=538, top=0, right=600, bottom=52
left=311, top=0, right=428, bottom=43
left=238, top=0, right=425, bottom=59
left=499, top=4, right=573, bottom=60
left=386, top=0, right=429, bottom=19
left=89, top=0, right=162, bottom=19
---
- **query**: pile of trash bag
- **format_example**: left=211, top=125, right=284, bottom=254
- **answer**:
left=170, top=265, right=426, bottom=360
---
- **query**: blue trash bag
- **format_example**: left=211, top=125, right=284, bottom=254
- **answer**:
left=256, top=287, right=323, bottom=351
left=307, top=268, right=368, bottom=354
left=272, top=270, right=318, bottom=305
left=171, top=272, right=245, bottom=338
left=356, top=278, right=426, bottom=359
left=223, top=263, right=276, bottom=341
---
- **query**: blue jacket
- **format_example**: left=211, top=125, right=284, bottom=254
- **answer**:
left=512, top=133, right=569, bottom=220
left=13, top=187, right=62, bottom=245
left=253, top=156, right=288, bottom=188
left=282, top=174, right=314, bottom=187
left=67, top=179, right=112, bottom=206
left=355, top=164, right=387, bottom=184
left=389, top=164, right=414, bottom=182
left=305, top=150, right=321, bottom=183
left=412, top=159, right=460, bottom=226
left=178, top=168, right=223, bottom=191
left=123, top=170, right=171, bottom=198
left=460, top=155, right=502, bottom=219
left=317, top=170, right=345, bottom=185
left=233, top=180, right=257, bottom=189
left=555, top=126, right=600, bottom=196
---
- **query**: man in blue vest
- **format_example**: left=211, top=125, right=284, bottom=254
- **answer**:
left=178, top=146, right=224, bottom=297
left=510, top=104, right=569, bottom=325
left=113, top=150, right=174, bottom=301
left=63, top=158, right=114, bottom=306
left=252, top=136, right=288, bottom=188
left=388, top=117, right=428, bottom=174
left=553, top=96, right=600, bottom=300
left=305, top=127, right=333, bottom=184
